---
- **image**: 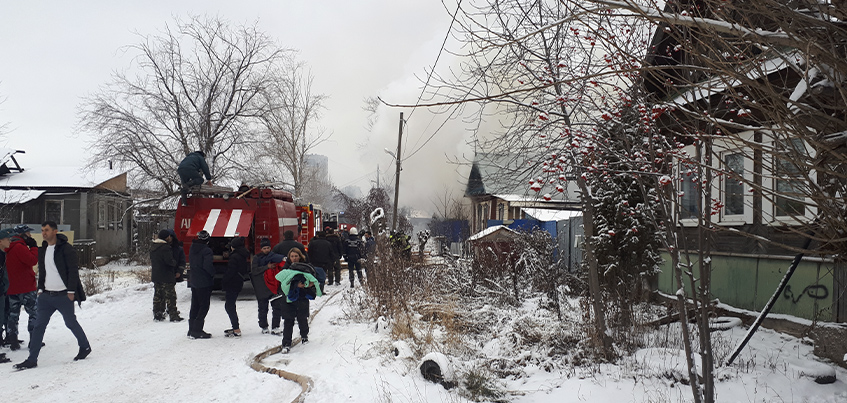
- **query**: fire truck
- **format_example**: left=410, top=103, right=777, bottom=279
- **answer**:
left=174, top=186, right=322, bottom=287
left=295, top=204, right=323, bottom=247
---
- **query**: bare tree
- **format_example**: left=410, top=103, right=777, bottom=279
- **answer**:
left=80, top=16, right=290, bottom=193
left=257, top=61, right=329, bottom=198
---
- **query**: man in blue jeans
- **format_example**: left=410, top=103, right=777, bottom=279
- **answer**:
left=14, top=221, right=91, bottom=370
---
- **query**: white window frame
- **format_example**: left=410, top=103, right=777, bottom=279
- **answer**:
left=762, top=136, right=817, bottom=225
left=711, top=135, right=755, bottom=226
left=676, top=153, right=701, bottom=227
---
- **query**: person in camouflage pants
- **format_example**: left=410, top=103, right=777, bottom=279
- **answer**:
left=151, top=230, right=183, bottom=322
left=6, top=291, right=37, bottom=345
left=153, top=282, right=180, bottom=320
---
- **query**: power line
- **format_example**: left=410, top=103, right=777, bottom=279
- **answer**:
left=403, top=0, right=463, bottom=155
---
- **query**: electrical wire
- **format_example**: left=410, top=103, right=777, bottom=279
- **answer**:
left=402, top=0, right=463, bottom=157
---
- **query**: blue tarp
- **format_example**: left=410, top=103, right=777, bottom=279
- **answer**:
left=430, top=220, right=469, bottom=243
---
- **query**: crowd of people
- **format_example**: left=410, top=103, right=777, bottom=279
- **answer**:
left=150, top=226, right=375, bottom=355
left=1, top=213, right=388, bottom=370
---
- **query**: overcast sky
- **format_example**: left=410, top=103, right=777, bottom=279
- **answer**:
left=0, top=1, right=475, bottom=214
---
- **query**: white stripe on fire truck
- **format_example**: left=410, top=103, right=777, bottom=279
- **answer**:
left=224, top=209, right=242, bottom=237
left=203, top=209, right=222, bottom=234
left=279, top=218, right=298, bottom=226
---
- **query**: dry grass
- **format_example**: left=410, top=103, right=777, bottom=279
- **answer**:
left=131, top=267, right=153, bottom=284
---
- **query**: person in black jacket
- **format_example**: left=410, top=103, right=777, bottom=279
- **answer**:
left=222, top=236, right=250, bottom=337
left=277, top=248, right=319, bottom=353
left=307, top=231, right=334, bottom=284
left=251, top=238, right=275, bottom=334
left=151, top=229, right=183, bottom=322
left=167, top=229, right=186, bottom=282
left=324, top=228, right=344, bottom=286
left=14, top=222, right=91, bottom=370
left=187, top=230, right=214, bottom=339
left=272, top=230, right=306, bottom=259
left=344, top=228, right=365, bottom=288
left=177, top=150, right=213, bottom=205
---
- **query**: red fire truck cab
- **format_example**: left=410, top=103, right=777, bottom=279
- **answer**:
left=174, top=186, right=313, bottom=288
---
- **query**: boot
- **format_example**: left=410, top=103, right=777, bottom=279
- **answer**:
left=13, top=359, right=37, bottom=370
left=74, top=347, right=92, bottom=361
left=8, top=335, right=20, bottom=351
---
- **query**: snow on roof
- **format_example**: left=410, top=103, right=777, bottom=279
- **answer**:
left=670, top=54, right=791, bottom=106
left=468, top=225, right=515, bottom=241
left=521, top=208, right=582, bottom=222
left=159, top=195, right=180, bottom=211
left=0, top=166, right=125, bottom=189
left=0, top=189, right=45, bottom=204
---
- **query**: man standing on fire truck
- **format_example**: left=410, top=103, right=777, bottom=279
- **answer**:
left=177, top=150, right=213, bottom=206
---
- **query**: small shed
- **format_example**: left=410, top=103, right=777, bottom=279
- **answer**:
left=468, top=225, right=521, bottom=293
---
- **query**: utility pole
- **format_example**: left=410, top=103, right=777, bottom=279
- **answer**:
left=391, top=112, right=403, bottom=231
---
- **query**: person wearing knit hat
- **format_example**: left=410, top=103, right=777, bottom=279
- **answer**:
left=251, top=238, right=275, bottom=334
left=150, top=229, right=182, bottom=322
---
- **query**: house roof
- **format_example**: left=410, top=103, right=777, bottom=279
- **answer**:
left=521, top=208, right=582, bottom=222
left=468, top=225, right=517, bottom=241
left=465, top=152, right=582, bottom=207
left=465, top=153, right=533, bottom=197
left=0, top=189, right=45, bottom=204
left=0, top=166, right=128, bottom=191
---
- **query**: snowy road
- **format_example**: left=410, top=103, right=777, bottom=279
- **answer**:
left=3, top=274, right=847, bottom=403
left=2, top=279, right=457, bottom=403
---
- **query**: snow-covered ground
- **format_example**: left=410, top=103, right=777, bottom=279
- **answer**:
left=3, top=263, right=846, bottom=403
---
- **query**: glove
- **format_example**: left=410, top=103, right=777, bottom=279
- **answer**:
left=25, top=237, right=38, bottom=248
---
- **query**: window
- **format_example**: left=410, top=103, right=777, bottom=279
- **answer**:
left=108, top=201, right=117, bottom=230
left=723, top=153, right=745, bottom=216
left=679, top=163, right=699, bottom=220
left=774, top=139, right=807, bottom=217
left=476, top=204, right=484, bottom=232
left=497, top=203, right=505, bottom=220
left=45, top=200, right=63, bottom=224
left=98, top=201, right=107, bottom=229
